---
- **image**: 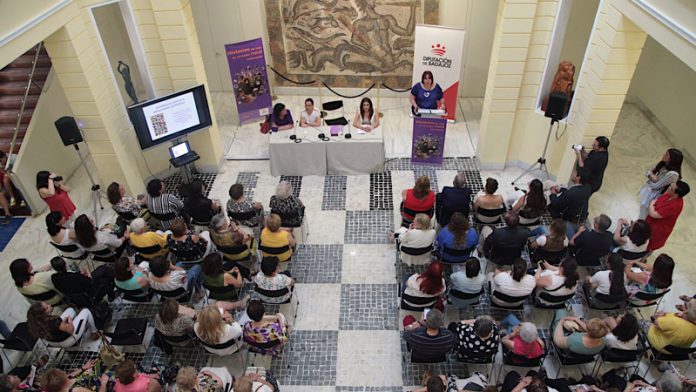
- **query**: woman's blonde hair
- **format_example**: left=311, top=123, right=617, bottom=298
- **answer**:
left=196, top=305, right=225, bottom=344
left=585, top=318, right=609, bottom=339
left=175, top=367, right=198, bottom=391
left=266, top=214, right=281, bottom=232
left=414, top=213, right=431, bottom=229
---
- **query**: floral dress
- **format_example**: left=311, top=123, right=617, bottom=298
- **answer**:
left=113, top=196, right=142, bottom=216
left=269, top=195, right=303, bottom=227
left=227, top=198, right=260, bottom=227
left=450, top=322, right=500, bottom=362
left=243, top=320, right=288, bottom=357
left=167, top=234, right=207, bottom=261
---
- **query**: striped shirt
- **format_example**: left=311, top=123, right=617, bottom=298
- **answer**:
left=146, top=193, right=183, bottom=229
left=403, top=327, right=455, bottom=362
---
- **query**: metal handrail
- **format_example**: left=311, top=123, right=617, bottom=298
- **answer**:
left=6, top=42, right=43, bottom=170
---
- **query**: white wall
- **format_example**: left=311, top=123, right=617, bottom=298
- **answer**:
left=627, top=36, right=696, bottom=166
left=12, top=70, right=82, bottom=215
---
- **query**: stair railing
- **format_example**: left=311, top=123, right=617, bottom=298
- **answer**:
left=6, top=42, right=44, bottom=170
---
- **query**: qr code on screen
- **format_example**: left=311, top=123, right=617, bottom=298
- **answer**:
left=150, top=113, right=168, bottom=136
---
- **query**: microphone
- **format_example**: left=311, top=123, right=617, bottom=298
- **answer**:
left=291, top=121, right=301, bottom=143
left=344, top=123, right=352, bottom=139
left=313, top=125, right=329, bottom=141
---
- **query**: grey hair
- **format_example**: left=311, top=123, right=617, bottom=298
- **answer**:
left=656, top=372, right=682, bottom=392
left=130, top=218, right=146, bottom=233
left=519, top=322, right=538, bottom=343
left=453, top=172, right=467, bottom=188
left=210, top=213, right=227, bottom=231
left=276, top=181, right=293, bottom=199
left=425, top=308, right=444, bottom=329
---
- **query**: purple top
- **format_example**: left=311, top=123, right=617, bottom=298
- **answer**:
left=271, top=110, right=293, bottom=127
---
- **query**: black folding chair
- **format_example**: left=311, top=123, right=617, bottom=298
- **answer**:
left=106, top=318, right=148, bottom=352
left=644, top=344, right=696, bottom=377
left=400, top=292, right=438, bottom=312
left=497, top=341, right=547, bottom=382
left=531, top=248, right=567, bottom=265
left=130, top=244, right=165, bottom=262
left=534, top=288, right=576, bottom=310
left=254, top=284, right=299, bottom=322
left=617, top=249, right=649, bottom=262
left=152, top=287, right=190, bottom=302
left=473, top=206, right=506, bottom=225
left=629, top=289, right=671, bottom=319
left=321, top=100, right=348, bottom=126
left=490, top=290, right=528, bottom=311
left=22, top=290, right=63, bottom=305
left=118, top=287, right=154, bottom=303
left=550, top=338, right=598, bottom=377
left=440, top=245, right=475, bottom=265
left=447, top=288, right=484, bottom=309
left=400, top=201, right=434, bottom=227
left=49, top=242, right=87, bottom=261
left=258, top=243, right=292, bottom=263
left=228, top=209, right=260, bottom=227
left=202, top=281, right=239, bottom=302
left=0, top=322, right=38, bottom=369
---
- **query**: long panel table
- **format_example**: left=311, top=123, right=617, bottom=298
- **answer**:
left=268, top=126, right=384, bottom=176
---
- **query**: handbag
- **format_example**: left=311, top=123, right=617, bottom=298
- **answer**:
left=434, top=296, right=445, bottom=312
left=99, top=332, right=124, bottom=368
left=259, top=116, right=271, bottom=134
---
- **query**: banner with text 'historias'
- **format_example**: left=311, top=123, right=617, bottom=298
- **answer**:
left=225, top=38, right=272, bottom=124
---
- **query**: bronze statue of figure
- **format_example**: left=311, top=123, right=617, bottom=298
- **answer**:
left=542, top=60, right=575, bottom=112
left=117, top=61, right=139, bottom=105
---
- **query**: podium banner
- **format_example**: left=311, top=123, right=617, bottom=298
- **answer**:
left=225, top=38, right=272, bottom=124
left=412, top=117, right=447, bottom=164
left=412, top=25, right=466, bottom=121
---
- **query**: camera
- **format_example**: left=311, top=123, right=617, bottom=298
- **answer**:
left=571, top=144, right=583, bottom=151
left=52, top=176, right=63, bottom=182
left=231, top=271, right=239, bottom=278
left=621, top=224, right=630, bottom=237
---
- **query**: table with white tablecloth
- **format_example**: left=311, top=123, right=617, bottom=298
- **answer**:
left=268, top=126, right=384, bottom=176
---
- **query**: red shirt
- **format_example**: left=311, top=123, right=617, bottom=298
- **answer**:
left=512, top=335, right=544, bottom=359
left=403, top=189, right=435, bottom=221
left=42, top=188, right=76, bottom=220
left=646, top=193, right=683, bottom=251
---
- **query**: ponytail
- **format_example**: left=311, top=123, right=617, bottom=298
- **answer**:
left=561, top=258, right=579, bottom=289
left=607, top=254, right=625, bottom=296
left=512, top=258, right=526, bottom=282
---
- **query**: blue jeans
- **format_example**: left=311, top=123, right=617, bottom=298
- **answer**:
left=0, top=320, right=11, bottom=339
left=529, top=226, right=549, bottom=238
left=178, top=264, right=203, bottom=291
left=500, top=314, right=522, bottom=334
left=566, top=222, right=578, bottom=240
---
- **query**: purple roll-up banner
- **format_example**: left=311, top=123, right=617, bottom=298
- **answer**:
left=225, top=38, right=272, bottom=124
left=411, top=116, right=447, bottom=165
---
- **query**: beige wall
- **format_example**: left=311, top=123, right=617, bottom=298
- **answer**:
left=628, top=36, right=696, bottom=165
left=558, top=0, right=599, bottom=74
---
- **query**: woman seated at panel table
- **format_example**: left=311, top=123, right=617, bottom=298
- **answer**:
left=352, top=97, right=379, bottom=132
left=270, top=103, right=294, bottom=132
left=299, top=98, right=321, bottom=127
left=409, top=70, right=446, bottom=116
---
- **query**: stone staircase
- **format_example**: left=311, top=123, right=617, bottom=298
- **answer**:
left=0, top=45, right=52, bottom=154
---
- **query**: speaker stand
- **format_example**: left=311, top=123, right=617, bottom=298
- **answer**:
left=73, top=144, right=105, bottom=226
left=511, top=119, right=557, bottom=186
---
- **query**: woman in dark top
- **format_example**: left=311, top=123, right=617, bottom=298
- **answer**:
left=26, top=302, right=96, bottom=346
left=184, top=179, right=220, bottom=226
left=270, top=103, right=294, bottom=131
left=49, top=257, right=114, bottom=306
left=167, top=218, right=210, bottom=263
left=201, top=253, right=243, bottom=300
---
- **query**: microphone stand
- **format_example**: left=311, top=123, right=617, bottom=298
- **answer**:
left=290, top=120, right=301, bottom=143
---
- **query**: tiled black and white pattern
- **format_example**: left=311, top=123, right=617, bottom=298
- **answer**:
left=270, top=330, right=338, bottom=385
left=344, top=210, right=394, bottom=244
left=339, top=284, right=399, bottom=330
left=235, top=171, right=260, bottom=200
left=163, top=172, right=218, bottom=198
left=385, top=157, right=479, bottom=171
left=400, top=338, right=470, bottom=386
left=369, top=172, right=393, bottom=210
left=322, top=176, right=347, bottom=210
left=279, top=175, right=302, bottom=198
left=291, top=244, right=343, bottom=284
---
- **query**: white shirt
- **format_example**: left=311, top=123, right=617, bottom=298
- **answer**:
left=535, top=235, right=569, bottom=248
left=604, top=333, right=638, bottom=350
left=194, top=322, right=243, bottom=356
left=590, top=270, right=612, bottom=295
left=539, top=269, right=576, bottom=297
left=301, top=109, right=320, bottom=125
left=450, top=272, right=486, bottom=294
left=399, top=229, right=436, bottom=265
left=493, top=272, right=535, bottom=299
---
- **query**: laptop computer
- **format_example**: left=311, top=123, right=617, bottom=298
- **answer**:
left=169, top=141, right=199, bottom=167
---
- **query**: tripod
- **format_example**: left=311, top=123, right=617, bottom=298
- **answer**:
left=511, top=118, right=558, bottom=186
left=73, top=143, right=105, bottom=225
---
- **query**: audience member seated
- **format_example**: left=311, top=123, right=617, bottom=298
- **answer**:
left=167, top=218, right=211, bottom=263
left=530, top=219, right=568, bottom=263
left=547, top=168, right=593, bottom=229
left=436, top=212, right=477, bottom=264
left=114, top=257, right=149, bottom=291
left=243, top=300, right=289, bottom=357
left=473, top=178, right=505, bottom=223
left=481, top=212, right=529, bottom=265
left=647, top=300, right=696, bottom=354
left=603, top=313, right=639, bottom=350
left=254, top=256, right=295, bottom=304
left=551, top=310, right=608, bottom=356
left=491, top=258, right=536, bottom=307
left=113, top=359, right=161, bottom=392
left=201, top=253, right=243, bottom=300
left=154, top=299, right=195, bottom=347
left=403, top=309, right=455, bottom=362
left=510, top=179, right=548, bottom=224
left=584, top=254, right=627, bottom=306
left=74, top=214, right=126, bottom=259
left=270, top=103, right=294, bottom=132
left=184, top=179, right=221, bottom=228
left=175, top=366, right=232, bottom=392
left=107, top=182, right=146, bottom=220
left=269, top=181, right=304, bottom=228
left=402, top=261, right=446, bottom=310
left=232, top=375, right=275, bottom=392
left=50, top=256, right=114, bottom=307
left=226, top=183, right=263, bottom=229
left=352, top=97, right=379, bottom=132
left=436, top=172, right=472, bottom=227
left=209, top=214, right=254, bottom=274
left=145, top=178, right=183, bottom=230
left=299, top=97, right=321, bottom=128
left=27, top=301, right=96, bottom=348
left=534, top=258, right=578, bottom=306
left=46, top=211, right=82, bottom=260
left=36, top=171, right=76, bottom=222
left=395, top=213, right=436, bottom=266
left=570, top=214, right=613, bottom=266
left=194, top=304, right=243, bottom=356
left=401, top=175, right=435, bottom=226
left=500, top=314, right=545, bottom=359
left=625, top=253, right=674, bottom=302
left=448, top=257, right=485, bottom=307
left=613, top=218, right=651, bottom=259
left=39, top=367, right=98, bottom=392
left=128, top=218, right=168, bottom=260
left=148, top=255, right=202, bottom=297
left=499, top=370, right=555, bottom=392
left=260, top=214, right=295, bottom=263
left=448, top=315, right=500, bottom=362
left=10, top=258, right=63, bottom=305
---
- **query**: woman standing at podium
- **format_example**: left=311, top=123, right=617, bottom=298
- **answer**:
left=409, top=70, right=446, bottom=116
left=353, top=97, right=379, bottom=132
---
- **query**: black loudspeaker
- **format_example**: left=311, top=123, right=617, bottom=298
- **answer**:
left=544, top=91, right=568, bottom=121
left=54, top=116, right=83, bottom=146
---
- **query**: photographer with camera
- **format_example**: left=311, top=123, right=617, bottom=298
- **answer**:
left=573, top=136, right=609, bottom=194
left=36, top=170, right=76, bottom=222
